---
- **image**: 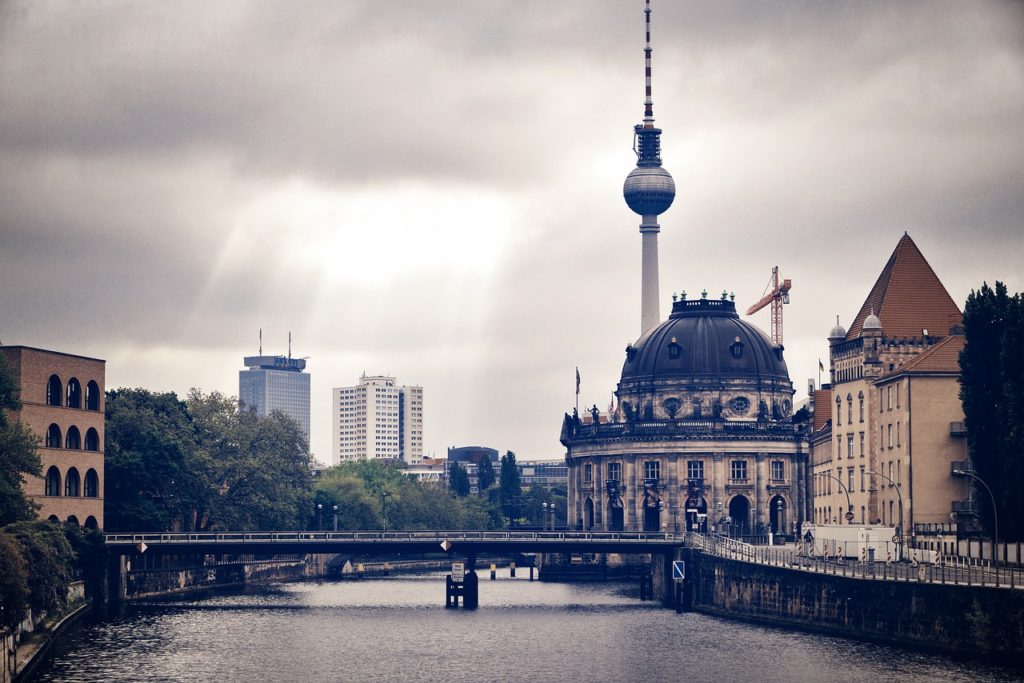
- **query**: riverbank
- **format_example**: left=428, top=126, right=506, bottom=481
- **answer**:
left=4, top=602, right=90, bottom=683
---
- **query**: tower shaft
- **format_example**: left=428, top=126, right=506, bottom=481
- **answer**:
left=641, top=218, right=661, bottom=334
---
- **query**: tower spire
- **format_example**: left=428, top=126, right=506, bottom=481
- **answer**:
left=623, top=0, right=676, bottom=336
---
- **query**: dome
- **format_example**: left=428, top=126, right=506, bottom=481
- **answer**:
left=620, top=297, right=790, bottom=385
left=828, top=316, right=847, bottom=340
left=623, top=165, right=676, bottom=217
left=863, top=311, right=882, bottom=331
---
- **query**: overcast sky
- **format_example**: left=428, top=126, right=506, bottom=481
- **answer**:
left=2, top=1, right=1022, bottom=465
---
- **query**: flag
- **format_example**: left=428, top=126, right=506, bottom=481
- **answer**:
left=575, top=367, right=580, bottom=395
left=818, top=359, right=824, bottom=372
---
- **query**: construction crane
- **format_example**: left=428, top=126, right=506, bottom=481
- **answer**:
left=746, top=266, right=792, bottom=346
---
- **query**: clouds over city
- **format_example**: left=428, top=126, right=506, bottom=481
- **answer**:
left=2, top=0, right=1022, bottom=461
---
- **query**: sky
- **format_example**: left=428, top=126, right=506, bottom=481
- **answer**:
left=2, top=1, right=1022, bottom=466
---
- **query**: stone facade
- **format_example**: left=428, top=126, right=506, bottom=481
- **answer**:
left=1, top=346, right=105, bottom=528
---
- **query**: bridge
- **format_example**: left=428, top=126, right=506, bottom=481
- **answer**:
left=104, top=530, right=682, bottom=556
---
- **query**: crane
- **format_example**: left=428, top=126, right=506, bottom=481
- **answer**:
left=746, top=266, right=792, bottom=346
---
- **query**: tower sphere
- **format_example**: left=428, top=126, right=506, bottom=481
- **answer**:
left=623, top=165, right=676, bottom=217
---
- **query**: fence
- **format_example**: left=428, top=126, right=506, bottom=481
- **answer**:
left=686, top=532, right=1024, bottom=589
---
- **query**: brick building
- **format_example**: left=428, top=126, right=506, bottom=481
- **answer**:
left=1, top=346, right=105, bottom=528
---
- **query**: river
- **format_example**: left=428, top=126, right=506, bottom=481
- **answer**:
left=33, top=570, right=1023, bottom=682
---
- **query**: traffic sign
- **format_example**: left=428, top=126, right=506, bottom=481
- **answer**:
left=672, top=560, right=685, bottom=581
left=892, top=535, right=902, bottom=544
left=845, top=511, right=855, bottom=521
left=451, top=561, right=464, bottom=582
left=440, top=539, right=453, bottom=552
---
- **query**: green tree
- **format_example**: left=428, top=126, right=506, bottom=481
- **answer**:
left=0, top=529, right=30, bottom=628
left=476, top=456, right=496, bottom=493
left=3, top=520, right=75, bottom=615
left=499, top=450, right=522, bottom=524
left=0, top=351, right=42, bottom=526
left=312, top=475, right=382, bottom=530
left=449, top=461, right=471, bottom=497
left=959, top=282, right=1024, bottom=540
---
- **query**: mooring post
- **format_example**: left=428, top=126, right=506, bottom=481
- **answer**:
left=510, top=561, right=516, bottom=578
left=490, top=563, right=497, bottom=580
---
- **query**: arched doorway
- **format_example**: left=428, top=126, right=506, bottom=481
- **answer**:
left=607, top=497, right=624, bottom=532
left=769, top=495, right=787, bottom=536
left=728, top=496, right=750, bottom=537
left=584, top=498, right=594, bottom=531
left=643, top=491, right=662, bottom=532
left=684, top=496, right=708, bottom=533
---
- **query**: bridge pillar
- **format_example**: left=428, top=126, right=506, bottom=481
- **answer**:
left=106, top=553, right=127, bottom=604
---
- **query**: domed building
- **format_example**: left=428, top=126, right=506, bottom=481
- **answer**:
left=561, top=292, right=809, bottom=536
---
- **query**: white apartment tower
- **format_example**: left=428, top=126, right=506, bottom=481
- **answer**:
left=332, top=374, right=423, bottom=465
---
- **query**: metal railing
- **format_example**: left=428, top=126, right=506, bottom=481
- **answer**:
left=685, top=533, right=1024, bottom=589
left=105, top=530, right=680, bottom=545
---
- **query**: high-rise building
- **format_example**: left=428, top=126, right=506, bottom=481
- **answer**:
left=1, top=346, right=106, bottom=529
left=239, top=353, right=310, bottom=445
left=332, top=374, right=423, bottom=465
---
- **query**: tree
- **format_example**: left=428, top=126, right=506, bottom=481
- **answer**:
left=449, top=461, right=471, bottom=497
left=499, top=450, right=522, bottom=524
left=476, top=456, right=496, bottom=493
left=959, top=282, right=1024, bottom=540
left=0, top=529, right=30, bottom=628
left=3, top=520, right=75, bottom=615
left=0, top=351, right=42, bottom=526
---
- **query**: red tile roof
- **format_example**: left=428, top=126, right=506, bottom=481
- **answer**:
left=847, top=233, right=962, bottom=340
left=878, top=334, right=965, bottom=380
left=812, top=388, right=832, bottom=432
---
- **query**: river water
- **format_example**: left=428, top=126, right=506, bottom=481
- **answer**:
left=34, top=570, right=1022, bottom=682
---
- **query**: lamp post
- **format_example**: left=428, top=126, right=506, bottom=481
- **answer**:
left=316, top=503, right=323, bottom=531
left=658, top=500, right=665, bottom=532
left=671, top=504, right=679, bottom=535
left=866, top=469, right=904, bottom=561
left=542, top=502, right=549, bottom=531
left=776, top=498, right=784, bottom=538
left=381, top=492, right=390, bottom=533
left=822, top=473, right=853, bottom=525
left=952, top=468, right=998, bottom=567
left=333, top=504, right=339, bottom=532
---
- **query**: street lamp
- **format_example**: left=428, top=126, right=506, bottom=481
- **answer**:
left=821, top=473, right=854, bottom=525
left=776, top=498, right=784, bottom=537
left=866, top=469, right=904, bottom=561
left=952, top=468, right=999, bottom=566
left=333, top=504, right=339, bottom=532
left=542, top=502, right=549, bottom=531
left=381, top=492, right=390, bottom=533
left=317, top=503, right=323, bottom=531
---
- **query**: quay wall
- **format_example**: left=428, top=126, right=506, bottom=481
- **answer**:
left=122, top=556, right=328, bottom=601
left=682, top=549, right=1024, bottom=659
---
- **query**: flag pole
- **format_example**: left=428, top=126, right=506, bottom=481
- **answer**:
left=575, top=366, right=580, bottom=416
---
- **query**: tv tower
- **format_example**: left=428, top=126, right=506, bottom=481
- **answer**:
left=623, top=0, right=676, bottom=336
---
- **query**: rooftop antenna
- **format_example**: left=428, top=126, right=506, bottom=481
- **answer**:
left=288, top=331, right=292, bottom=359
left=259, top=328, right=262, bottom=355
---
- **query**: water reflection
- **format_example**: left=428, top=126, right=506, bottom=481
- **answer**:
left=35, top=572, right=1022, bottom=682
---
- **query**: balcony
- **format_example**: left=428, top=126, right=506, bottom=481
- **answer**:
left=951, top=500, right=978, bottom=515
left=950, top=422, right=967, bottom=437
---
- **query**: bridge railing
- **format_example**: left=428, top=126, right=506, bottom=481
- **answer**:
left=104, top=530, right=682, bottom=545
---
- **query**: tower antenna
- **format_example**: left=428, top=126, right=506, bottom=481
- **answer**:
left=288, top=331, right=292, bottom=359
left=643, top=0, right=654, bottom=128
left=259, top=328, right=262, bottom=355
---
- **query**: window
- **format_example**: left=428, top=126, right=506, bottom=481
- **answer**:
left=45, top=466, right=61, bottom=496
left=859, top=432, right=864, bottom=457
left=86, top=381, right=101, bottom=411
left=584, top=463, right=593, bottom=483
left=644, top=461, right=660, bottom=481
left=848, top=467, right=854, bottom=492
left=608, top=462, right=621, bottom=482
left=887, top=386, right=893, bottom=411
left=887, top=424, right=893, bottom=448
left=66, top=378, right=82, bottom=408
left=46, top=424, right=62, bottom=448
left=730, top=460, right=747, bottom=481
left=687, top=460, right=704, bottom=481
left=859, top=466, right=865, bottom=492
left=846, top=434, right=854, bottom=458
left=846, top=395, right=852, bottom=424
left=858, top=392, right=864, bottom=422
left=896, top=383, right=901, bottom=409
left=85, top=469, right=99, bottom=498
left=65, top=426, right=81, bottom=450
left=65, top=468, right=81, bottom=497
left=835, top=396, right=842, bottom=425
left=771, top=461, right=784, bottom=481
left=85, top=428, right=100, bottom=452
left=897, top=459, right=901, bottom=485
left=47, top=375, right=62, bottom=407
left=896, top=422, right=901, bottom=447
left=668, top=338, right=681, bottom=359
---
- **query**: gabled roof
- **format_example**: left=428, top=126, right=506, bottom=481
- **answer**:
left=878, top=334, right=965, bottom=381
left=812, top=388, right=832, bottom=432
left=847, top=233, right=962, bottom=340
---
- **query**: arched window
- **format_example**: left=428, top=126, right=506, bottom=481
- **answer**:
left=66, top=378, right=82, bottom=408
left=84, top=428, right=100, bottom=451
left=835, top=396, right=842, bottom=425
left=846, top=394, right=853, bottom=423
left=86, top=381, right=101, bottom=411
left=858, top=391, right=865, bottom=422
left=65, top=467, right=81, bottom=497
left=85, top=469, right=99, bottom=498
left=47, top=375, right=63, bottom=407
left=66, top=515, right=80, bottom=527
left=65, top=426, right=81, bottom=450
left=47, top=515, right=60, bottom=523
left=84, top=516, right=99, bottom=529
left=46, top=424, right=62, bottom=448
left=45, top=466, right=61, bottom=496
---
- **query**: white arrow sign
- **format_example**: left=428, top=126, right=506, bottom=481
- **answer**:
left=440, top=540, right=453, bottom=552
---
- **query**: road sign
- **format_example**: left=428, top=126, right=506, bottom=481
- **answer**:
left=451, top=561, right=464, bottom=582
left=440, top=540, right=453, bottom=552
left=672, top=560, right=685, bottom=581
left=845, top=511, right=855, bottom=521
left=136, top=542, right=148, bottom=554
left=892, top=535, right=902, bottom=544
